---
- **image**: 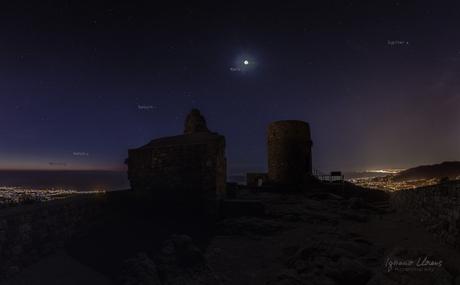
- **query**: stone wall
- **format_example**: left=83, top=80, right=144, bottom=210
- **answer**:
left=127, top=109, right=227, bottom=214
left=128, top=134, right=226, bottom=201
left=0, top=194, right=106, bottom=278
left=390, top=180, right=460, bottom=246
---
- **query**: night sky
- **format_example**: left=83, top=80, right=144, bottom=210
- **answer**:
left=1, top=1, right=459, bottom=174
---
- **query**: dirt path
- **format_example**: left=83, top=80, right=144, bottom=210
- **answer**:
left=1, top=250, right=113, bottom=285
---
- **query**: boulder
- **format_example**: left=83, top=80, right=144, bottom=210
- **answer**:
left=121, top=253, right=161, bottom=285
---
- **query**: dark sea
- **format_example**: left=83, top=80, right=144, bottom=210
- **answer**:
left=0, top=170, right=130, bottom=191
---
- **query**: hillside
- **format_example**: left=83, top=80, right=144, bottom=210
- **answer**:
left=393, top=161, right=460, bottom=181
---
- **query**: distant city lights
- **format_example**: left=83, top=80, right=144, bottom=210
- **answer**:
left=364, top=169, right=405, bottom=174
left=0, top=187, right=106, bottom=207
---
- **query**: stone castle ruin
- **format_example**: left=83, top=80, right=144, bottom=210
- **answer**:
left=128, top=111, right=314, bottom=209
left=127, top=109, right=227, bottom=210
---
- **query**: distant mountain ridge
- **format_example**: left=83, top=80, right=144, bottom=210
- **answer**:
left=393, top=161, right=460, bottom=181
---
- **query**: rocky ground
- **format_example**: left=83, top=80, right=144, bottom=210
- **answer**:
left=206, top=192, right=460, bottom=285
left=3, top=187, right=460, bottom=285
left=113, top=188, right=460, bottom=285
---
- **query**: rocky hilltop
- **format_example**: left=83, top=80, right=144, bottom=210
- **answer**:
left=5, top=183, right=460, bottom=285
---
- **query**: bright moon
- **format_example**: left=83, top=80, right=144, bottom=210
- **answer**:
left=243, top=60, right=249, bottom=65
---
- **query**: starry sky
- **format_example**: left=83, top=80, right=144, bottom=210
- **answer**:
left=0, top=0, right=459, bottom=174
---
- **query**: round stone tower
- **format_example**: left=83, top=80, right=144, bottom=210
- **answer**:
left=267, top=120, right=313, bottom=186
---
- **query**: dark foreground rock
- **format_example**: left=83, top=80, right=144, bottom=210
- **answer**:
left=120, top=235, right=221, bottom=285
left=121, top=253, right=161, bottom=285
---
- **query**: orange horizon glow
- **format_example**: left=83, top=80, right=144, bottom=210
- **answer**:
left=0, top=166, right=126, bottom=172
